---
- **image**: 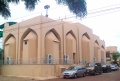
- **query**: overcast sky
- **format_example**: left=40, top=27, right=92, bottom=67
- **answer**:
left=0, top=0, right=120, bottom=52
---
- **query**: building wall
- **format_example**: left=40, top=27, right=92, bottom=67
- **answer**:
left=106, top=46, right=118, bottom=62
left=2, top=16, right=106, bottom=77
left=106, top=46, right=117, bottom=53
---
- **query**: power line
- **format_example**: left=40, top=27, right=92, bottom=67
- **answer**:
left=1, top=3, right=120, bottom=37
left=88, top=3, right=120, bottom=11
left=1, top=3, right=120, bottom=25
left=87, top=9, right=120, bottom=18
left=0, top=6, right=66, bottom=24
left=1, top=8, right=120, bottom=42
left=2, top=5, right=120, bottom=32
left=88, top=6, right=120, bottom=15
left=2, top=7, right=120, bottom=37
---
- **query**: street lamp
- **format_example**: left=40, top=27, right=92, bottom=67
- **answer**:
left=44, top=5, right=50, bottom=17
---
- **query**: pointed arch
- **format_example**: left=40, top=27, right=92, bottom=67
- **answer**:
left=21, top=28, right=37, bottom=40
left=95, top=40, right=99, bottom=46
left=4, top=33, right=16, bottom=61
left=66, top=30, right=77, bottom=64
left=82, top=32, right=90, bottom=39
left=101, top=45, right=105, bottom=64
left=20, top=28, right=38, bottom=63
left=101, top=45, right=105, bottom=49
left=4, top=33, right=15, bottom=45
left=66, top=30, right=76, bottom=40
left=94, top=40, right=100, bottom=62
left=81, top=32, right=90, bottom=64
left=45, top=28, right=61, bottom=41
left=45, top=28, right=61, bottom=64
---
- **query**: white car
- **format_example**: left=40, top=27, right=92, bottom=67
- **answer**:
left=62, top=65, right=86, bottom=78
left=110, top=64, right=119, bottom=71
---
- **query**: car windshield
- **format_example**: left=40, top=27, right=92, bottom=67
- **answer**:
left=86, top=63, right=95, bottom=67
left=67, top=66, right=78, bottom=70
left=102, top=65, right=106, bottom=67
left=111, top=65, right=115, bottom=67
left=88, top=64, right=95, bottom=67
left=111, top=64, right=117, bottom=67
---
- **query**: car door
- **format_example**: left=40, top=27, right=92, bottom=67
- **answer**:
left=95, top=63, right=101, bottom=73
left=77, top=66, right=84, bottom=76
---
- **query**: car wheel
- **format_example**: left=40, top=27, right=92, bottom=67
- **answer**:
left=99, top=71, right=102, bottom=74
left=63, top=76, right=66, bottom=79
left=83, top=73, right=86, bottom=77
left=94, top=72, right=96, bottom=76
left=74, top=74, right=77, bottom=79
left=109, top=69, right=111, bottom=72
left=106, top=70, right=108, bottom=73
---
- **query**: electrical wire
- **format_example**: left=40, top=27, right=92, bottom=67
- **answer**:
left=1, top=3, right=120, bottom=38
left=2, top=5, right=120, bottom=33
left=1, top=3, right=120, bottom=24
left=3, top=7, right=120, bottom=37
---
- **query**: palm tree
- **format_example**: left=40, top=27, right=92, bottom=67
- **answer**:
left=0, top=0, right=87, bottom=19
left=0, top=0, right=11, bottom=18
left=56, top=0, right=87, bottom=18
left=44, top=5, right=50, bottom=17
left=0, top=0, right=40, bottom=19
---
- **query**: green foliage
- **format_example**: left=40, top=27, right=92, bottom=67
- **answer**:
left=0, top=0, right=11, bottom=18
left=0, top=0, right=40, bottom=18
left=0, top=48, right=3, bottom=60
left=112, top=52, right=120, bottom=63
left=0, top=31, right=3, bottom=38
left=56, top=0, right=87, bottom=18
left=23, top=0, right=40, bottom=11
left=0, top=0, right=87, bottom=19
left=6, top=0, right=40, bottom=11
left=7, top=0, right=20, bottom=4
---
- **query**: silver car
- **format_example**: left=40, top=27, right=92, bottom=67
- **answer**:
left=110, top=64, right=119, bottom=71
left=62, top=65, right=86, bottom=78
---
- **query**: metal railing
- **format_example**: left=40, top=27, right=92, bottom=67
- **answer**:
left=0, top=58, right=75, bottom=65
left=0, top=58, right=105, bottom=65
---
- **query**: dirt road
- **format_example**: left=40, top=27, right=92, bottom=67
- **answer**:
left=0, top=70, right=120, bottom=81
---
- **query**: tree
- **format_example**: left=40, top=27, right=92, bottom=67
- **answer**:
left=0, top=48, right=3, bottom=60
left=0, top=0, right=87, bottom=19
left=0, top=0, right=11, bottom=18
left=56, top=0, right=87, bottom=18
left=0, top=48, right=3, bottom=65
left=112, top=52, right=120, bottom=64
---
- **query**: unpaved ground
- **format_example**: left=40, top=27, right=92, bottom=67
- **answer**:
left=0, top=76, right=41, bottom=81
left=0, top=70, right=120, bottom=81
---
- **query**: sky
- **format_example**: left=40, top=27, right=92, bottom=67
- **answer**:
left=0, top=0, right=120, bottom=52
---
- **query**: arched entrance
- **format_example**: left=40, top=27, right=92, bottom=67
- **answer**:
left=101, top=46, right=105, bottom=64
left=94, top=40, right=99, bottom=62
left=4, top=34, right=16, bottom=64
left=66, top=31, right=76, bottom=64
left=20, top=28, right=38, bottom=64
left=45, top=29, right=60, bottom=64
left=81, top=33, right=90, bottom=64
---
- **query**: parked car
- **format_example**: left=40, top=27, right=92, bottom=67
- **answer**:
left=110, top=64, right=119, bottom=71
left=62, top=65, right=87, bottom=78
left=86, top=63, right=102, bottom=75
left=102, top=64, right=111, bottom=73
